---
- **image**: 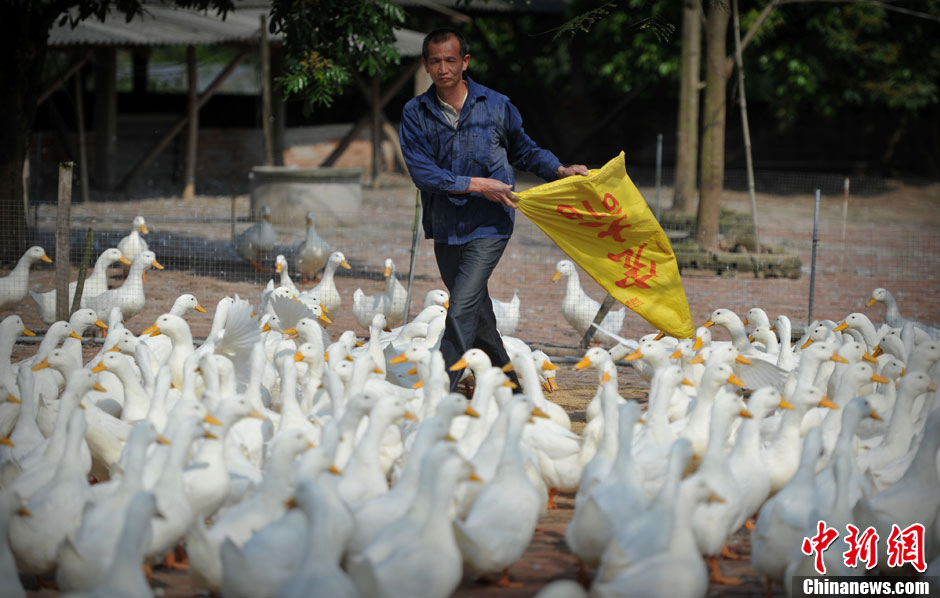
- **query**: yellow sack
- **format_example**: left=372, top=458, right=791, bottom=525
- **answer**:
left=516, top=152, right=694, bottom=339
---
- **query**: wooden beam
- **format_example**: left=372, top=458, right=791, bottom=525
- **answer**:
left=322, top=59, right=421, bottom=167
left=37, top=50, right=92, bottom=107
left=118, top=48, right=250, bottom=191
left=381, top=117, right=408, bottom=174
left=183, top=45, right=198, bottom=199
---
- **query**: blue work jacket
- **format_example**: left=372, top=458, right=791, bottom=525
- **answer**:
left=399, top=77, right=562, bottom=245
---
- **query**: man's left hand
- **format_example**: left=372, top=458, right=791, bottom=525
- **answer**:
left=557, top=164, right=589, bottom=178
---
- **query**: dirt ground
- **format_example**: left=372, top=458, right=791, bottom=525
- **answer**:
left=4, top=175, right=939, bottom=597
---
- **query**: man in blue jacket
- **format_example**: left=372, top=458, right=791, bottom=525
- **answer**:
left=400, top=27, right=587, bottom=391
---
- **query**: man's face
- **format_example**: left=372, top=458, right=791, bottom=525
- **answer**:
left=423, top=35, right=469, bottom=93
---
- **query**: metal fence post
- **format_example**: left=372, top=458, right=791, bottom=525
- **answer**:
left=808, top=188, right=821, bottom=325
left=655, top=133, right=663, bottom=220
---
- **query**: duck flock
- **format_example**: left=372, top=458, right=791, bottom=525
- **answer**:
left=0, top=218, right=938, bottom=598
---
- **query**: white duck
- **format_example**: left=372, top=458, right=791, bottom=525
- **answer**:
left=566, top=401, right=644, bottom=572
left=9, top=408, right=93, bottom=575
left=184, top=394, right=265, bottom=522
left=348, top=443, right=474, bottom=598
left=337, top=393, right=412, bottom=507
left=235, top=204, right=278, bottom=271
left=728, top=387, right=792, bottom=532
left=867, top=286, right=940, bottom=338
left=492, top=289, right=520, bottom=335
left=117, top=215, right=149, bottom=265
left=0, top=314, right=34, bottom=402
left=29, top=247, right=129, bottom=324
left=454, top=395, right=542, bottom=586
left=294, top=210, right=332, bottom=283
left=61, top=491, right=160, bottom=598
left=55, top=421, right=164, bottom=591
left=424, top=289, right=449, bottom=309
left=689, top=391, right=749, bottom=585
left=552, top=259, right=625, bottom=344
left=852, top=404, right=940, bottom=574
left=274, top=479, right=359, bottom=598
left=85, top=250, right=163, bottom=321
left=352, top=287, right=387, bottom=331
left=0, top=489, right=27, bottom=598
left=382, top=258, right=408, bottom=328
left=219, top=449, right=347, bottom=598
left=858, top=372, right=934, bottom=475
left=750, top=426, right=825, bottom=589
left=0, top=246, right=51, bottom=310
left=186, top=429, right=313, bottom=592
left=310, top=251, right=350, bottom=313
left=144, top=413, right=211, bottom=567
left=273, top=254, right=299, bottom=296
left=594, top=437, right=695, bottom=584
left=592, top=450, right=714, bottom=598
left=349, top=417, right=451, bottom=555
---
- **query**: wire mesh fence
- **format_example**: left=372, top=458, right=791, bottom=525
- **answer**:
left=3, top=166, right=938, bottom=352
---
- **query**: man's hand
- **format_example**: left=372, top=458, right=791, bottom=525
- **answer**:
left=557, top=164, right=589, bottom=178
left=468, top=177, right=519, bottom=208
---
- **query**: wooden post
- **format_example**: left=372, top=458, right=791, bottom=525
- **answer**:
left=74, top=69, right=90, bottom=204
left=94, top=48, right=118, bottom=190
left=183, top=45, right=198, bottom=199
left=371, top=74, right=381, bottom=188
left=260, top=14, right=274, bottom=166
left=56, top=163, right=74, bottom=322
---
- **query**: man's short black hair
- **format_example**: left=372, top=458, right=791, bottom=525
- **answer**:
left=422, top=28, right=469, bottom=61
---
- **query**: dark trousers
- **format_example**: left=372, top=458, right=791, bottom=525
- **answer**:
left=434, top=238, right=521, bottom=391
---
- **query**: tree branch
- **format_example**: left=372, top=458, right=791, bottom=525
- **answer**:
left=739, top=0, right=780, bottom=55
left=778, top=0, right=940, bottom=23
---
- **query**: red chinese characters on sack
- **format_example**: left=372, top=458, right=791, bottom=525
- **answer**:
left=556, top=192, right=660, bottom=291
left=843, top=525, right=879, bottom=570
left=607, top=244, right=657, bottom=289
left=802, top=520, right=840, bottom=574
left=886, top=523, right=927, bottom=572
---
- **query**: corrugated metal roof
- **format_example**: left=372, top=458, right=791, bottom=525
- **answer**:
left=392, top=0, right=569, bottom=14
left=48, top=6, right=277, bottom=46
left=47, top=5, right=425, bottom=56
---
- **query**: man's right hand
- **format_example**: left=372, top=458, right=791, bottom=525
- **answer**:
left=468, top=177, right=518, bottom=209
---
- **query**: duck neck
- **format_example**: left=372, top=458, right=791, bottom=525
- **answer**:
left=896, top=409, right=940, bottom=488
left=881, top=383, right=919, bottom=448
left=103, top=499, right=152, bottom=594
left=701, top=400, right=735, bottom=468
left=422, top=460, right=462, bottom=537
left=599, top=382, right=622, bottom=454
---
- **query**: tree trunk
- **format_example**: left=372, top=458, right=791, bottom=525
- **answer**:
left=695, top=0, right=733, bottom=252
left=673, top=0, right=702, bottom=214
left=0, top=5, right=51, bottom=264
